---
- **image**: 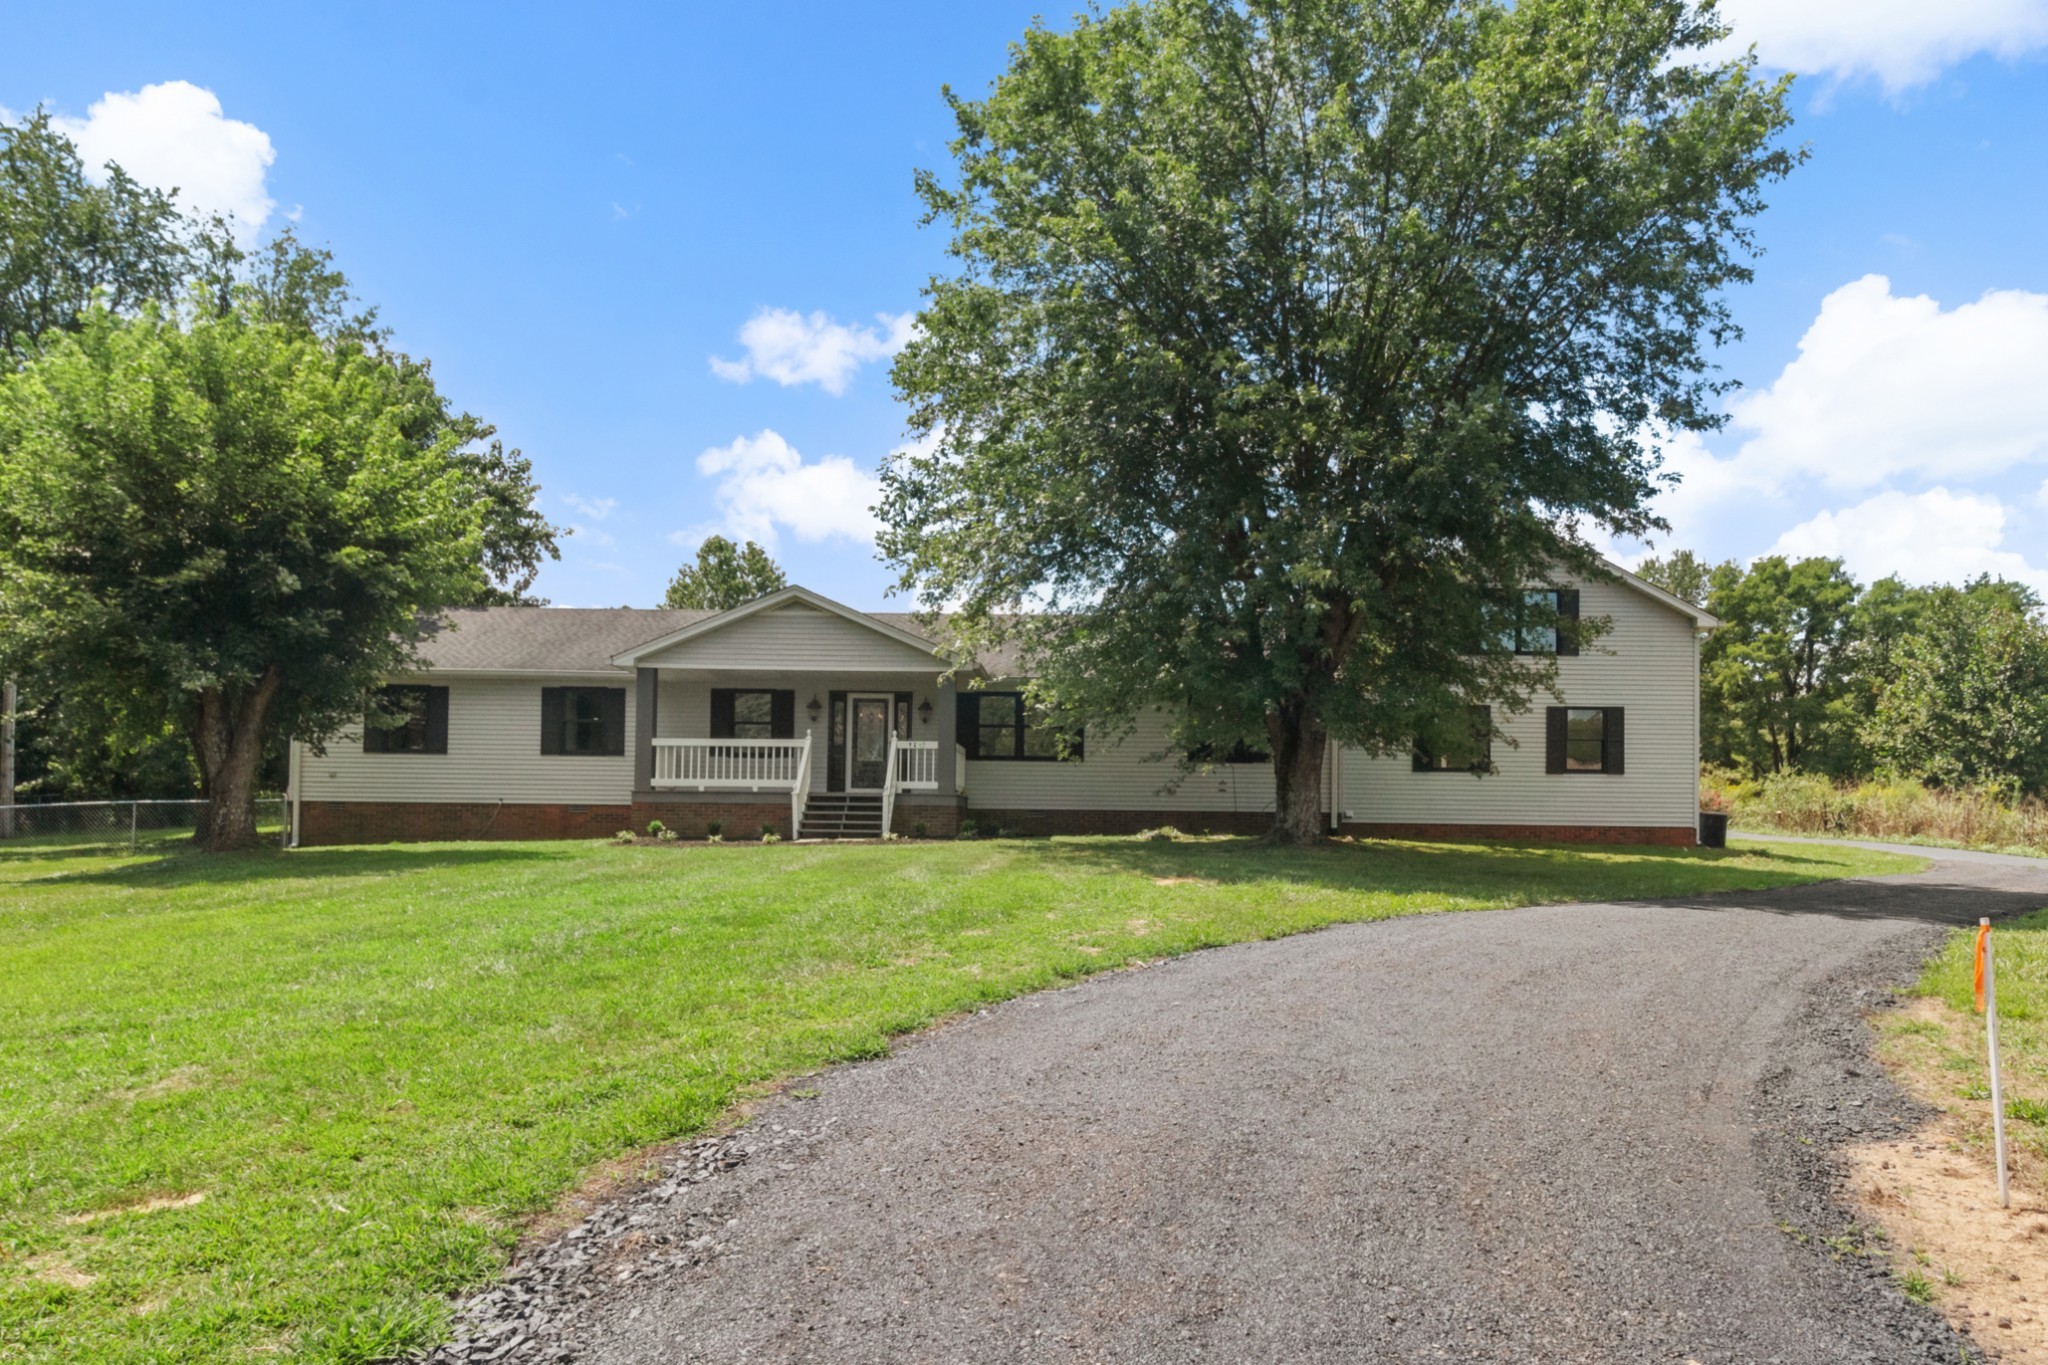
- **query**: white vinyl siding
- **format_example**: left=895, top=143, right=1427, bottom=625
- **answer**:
left=966, top=707, right=1295, bottom=813
left=303, top=674, right=635, bottom=805
left=636, top=602, right=939, bottom=671
left=1338, top=577, right=1701, bottom=828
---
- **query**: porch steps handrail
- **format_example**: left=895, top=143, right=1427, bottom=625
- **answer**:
left=881, top=733, right=900, bottom=839
left=790, top=730, right=814, bottom=839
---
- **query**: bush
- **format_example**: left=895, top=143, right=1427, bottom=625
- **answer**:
left=760, top=825, right=781, bottom=844
left=911, top=820, right=928, bottom=838
left=614, top=830, right=635, bottom=844
left=656, top=827, right=679, bottom=842
left=1137, top=825, right=1184, bottom=842
left=1707, top=768, right=2048, bottom=854
left=706, top=820, right=722, bottom=837
left=646, top=819, right=666, bottom=837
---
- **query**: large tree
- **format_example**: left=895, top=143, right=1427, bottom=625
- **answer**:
left=881, top=0, right=1799, bottom=840
left=1865, top=587, right=2048, bottom=795
left=0, top=108, right=188, bottom=362
left=0, top=301, right=544, bottom=849
left=665, top=535, right=788, bottom=610
left=1697, top=555, right=1861, bottom=776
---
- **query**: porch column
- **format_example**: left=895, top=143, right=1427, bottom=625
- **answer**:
left=634, top=667, right=658, bottom=793
left=933, top=674, right=958, bottom=798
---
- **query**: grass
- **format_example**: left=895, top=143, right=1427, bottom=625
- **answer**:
left=0, top=833, right=1918, bottom=1364
left=1897, top=903, right=2048, bottom=1163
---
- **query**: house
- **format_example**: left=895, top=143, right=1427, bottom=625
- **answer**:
left=287, top=567, right=1716, bottom=846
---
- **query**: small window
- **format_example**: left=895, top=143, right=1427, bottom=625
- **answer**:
left=958, top=692, right=1083, bottom=761
left=731, top=690, right=775, bottom=740
left=1187, top=740, right=1271, bottom=765
left=1546, top=705, right=1624, bottom=775
left=541, top=687, right=625, bottom=757
left=364, top=685, right=448, bottom=755
left=1501, top=589, right=1580, bottom=656
left=1413, top=705, right=1492, bottom=774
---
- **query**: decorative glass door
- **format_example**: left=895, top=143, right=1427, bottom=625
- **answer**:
left=849, top=695, right=890, bottom=791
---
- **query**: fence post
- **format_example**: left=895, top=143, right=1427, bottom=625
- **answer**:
left=130, top=801, right=139, bottom=855
left=1, top=678, right=14, bottom=840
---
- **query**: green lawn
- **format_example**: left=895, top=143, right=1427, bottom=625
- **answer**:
left=0, top=833, right=1919, bottom=1364
left=1897, top=904, right=2048, bottom=1163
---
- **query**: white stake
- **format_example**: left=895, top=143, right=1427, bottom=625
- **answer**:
left=1983, top=917, right=2010, bottom=1210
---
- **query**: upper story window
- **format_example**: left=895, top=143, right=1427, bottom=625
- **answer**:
left=363, top=685, right=448, bottom=755
left=1413, top=704, right=1492, bottom=774
left=1501, top=588, right=1581, bottom=656
left=1186, top=739, right=1270, bottom=765
left=540, top=687, right=626, bottom=757
left=957, top=692, right=1083, bottom=761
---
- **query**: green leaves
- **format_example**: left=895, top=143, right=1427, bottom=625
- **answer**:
left=883, top=0, right=1799, bottom=836
left=664, top=536, right=789, bottom=611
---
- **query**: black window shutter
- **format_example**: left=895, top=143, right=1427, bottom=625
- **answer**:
left=1411, top=744, right=1431, bottom=773
left=363, top=689, right=390, bottom=753
left=1606, top=707, right=1624, bottom=775
left=956, top=693, right=980, bottom=759
left=771, top=690, right=796, bottom=740
left=601, top=688, right=627, bottom=756
left=1545, top=707, right=1567, bottom=775
left=709, top=689, right=735, bottom=739
left=827, top=691, right=847, bottom=791
left=540, top=688, right=565, bottom=755
left=1556, top=589, right=1581, bottom=657
left=424, top=687, right=450, bottom=754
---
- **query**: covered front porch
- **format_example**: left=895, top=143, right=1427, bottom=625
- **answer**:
left=629, top=667, right=966, bottom=839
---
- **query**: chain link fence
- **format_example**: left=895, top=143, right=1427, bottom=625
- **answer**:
left=0, top=799, right=290, bottom=854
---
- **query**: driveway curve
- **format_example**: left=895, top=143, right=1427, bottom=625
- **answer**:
left=484, top=845, right=2048, bottom=1365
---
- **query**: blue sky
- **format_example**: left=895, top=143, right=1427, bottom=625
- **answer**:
left=6, top=2, right=2047, bottom=608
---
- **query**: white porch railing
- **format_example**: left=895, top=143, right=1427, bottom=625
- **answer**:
left=956, top=742, right=968, bottom=796
left=893, top=739, right=940, bottom=791
left=652, top=737, right=810, bottom=791
left=881, top=733, right=901, bottom=839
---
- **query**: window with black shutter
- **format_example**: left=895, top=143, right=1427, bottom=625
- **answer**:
left=364, top=685, right=449, bottom=755
left=1413, top=705, right=1492, bottom=774
left=542, top=686, right=626, bottom=756
left=1545, top=706, right=1624, bottom=774
left=710, top=689, right=796, bottom=740
left=956, top=692, right=1082, bottom=761
left=1501, top=589, right=1580, bottom=655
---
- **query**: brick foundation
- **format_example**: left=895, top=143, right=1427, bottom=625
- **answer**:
left=890, top=801, right=962, bottom=838
left=1342, top=821, right=1698, bottom=847
left=965, top=808, right=1278, bottom=837
left=299, top=800, right=634, bottom=846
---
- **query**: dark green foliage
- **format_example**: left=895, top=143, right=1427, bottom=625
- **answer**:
left=882, top=0, right=1799, bottom=840
left=0, top=109, right=188, bottom=362
left=1864, top=586, right=2048, bottom=794
left=1699, top=555, right=1861, bottom=776
left=664, top=535, right=788, bottom=610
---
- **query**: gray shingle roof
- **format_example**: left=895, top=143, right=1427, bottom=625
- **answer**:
left=410, top=603, right=1002, bottom=674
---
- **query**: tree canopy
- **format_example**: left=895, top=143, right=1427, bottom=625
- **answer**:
left=0, top=114, right=559, bottom=837
left=665, top=536, right=788, bottom=610
left=882, top=0, right=1799, bottom=840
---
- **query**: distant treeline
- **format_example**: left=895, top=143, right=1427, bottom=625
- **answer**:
left=1637, top=551, right=2048, bottom=797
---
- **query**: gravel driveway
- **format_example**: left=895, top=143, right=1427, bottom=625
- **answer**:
left=440, top=843, right=2048, bottom=1365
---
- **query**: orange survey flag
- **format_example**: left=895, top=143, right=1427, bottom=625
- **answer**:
left=1974, top=924, right=1991, bottom=1014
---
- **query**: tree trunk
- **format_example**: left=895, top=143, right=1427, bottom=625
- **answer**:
left=1266, top=704, right=1327, bottom=845
left=193, top=666, right=283, bottom=852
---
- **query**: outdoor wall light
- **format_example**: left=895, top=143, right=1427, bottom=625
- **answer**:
left=806, top=695, right=823, bottom=724
left=917, top=697, right=933, bottom=726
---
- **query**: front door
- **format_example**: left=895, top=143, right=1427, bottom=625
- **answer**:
left=848, top=694, right=892, bottom=791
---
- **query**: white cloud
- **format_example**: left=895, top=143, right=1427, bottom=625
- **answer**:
left=1708, top=0, right=2048, bottom=90
left=708, top=308, right=915, bottom=395
left=1770, top=487, right=2048, bottom=594
left=690, top=429, right=882, bottom=547
left=51, top=82, right=276, bottom=242
left=560, top=494, right=618, bottom=521
left=1726, top=275, right=2048, bottom=492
